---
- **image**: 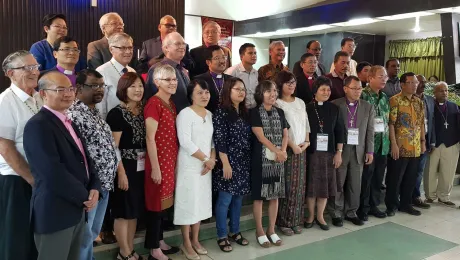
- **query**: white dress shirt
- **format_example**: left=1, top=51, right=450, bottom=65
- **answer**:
left=0, top=84, right=43, bottom=176
left=96, top=57, right=135, bottom=120
left=330, top=58, right=358, bottom=76
left=225, top=63, right=259, bottom=109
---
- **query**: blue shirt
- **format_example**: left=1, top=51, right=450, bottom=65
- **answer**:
left=30, top=39, right=87, bottom=71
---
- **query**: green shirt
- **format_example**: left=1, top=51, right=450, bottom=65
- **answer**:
left=361, top=87, right=390, bottom=155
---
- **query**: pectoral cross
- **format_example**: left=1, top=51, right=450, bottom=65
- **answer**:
left=350, top=119, right=353, bottom=126
left=444, top=122, right=449, bottom=129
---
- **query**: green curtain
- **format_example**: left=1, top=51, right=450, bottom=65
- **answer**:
left=388, top=37, right=445, bottom=81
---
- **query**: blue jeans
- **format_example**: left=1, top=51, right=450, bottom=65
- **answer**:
left=413, top=152, right=428, bottom=199
left=80, top=190, right=110, bottom=260
left=215, top=191, right=243, bottom=239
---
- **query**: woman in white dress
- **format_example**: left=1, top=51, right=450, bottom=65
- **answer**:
left=174, top=79, right=216, bottom=260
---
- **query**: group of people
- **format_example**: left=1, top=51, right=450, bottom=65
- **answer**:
left=1, top=10, right=459, bottom=260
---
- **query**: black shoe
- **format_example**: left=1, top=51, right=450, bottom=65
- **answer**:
left=345, top=216, right=365, bottom=226
left=315, top=219, right=330, bottom=231
left=357, top=212, right=368, bottom=222
left=332, top=217, right=343, bottom=227
left=100, top=231, right=117, bottom=244
left=399, top=207, right=421, bottom=216
left=385, top=210, right=395, bottom=217
left=413, top=197, right=431, bottom=209
left=161, top=246, right=180, bottom=255
left=304, top=221, right=314, bottom=229
left=438, top=199, right=457, bottom=207
left=369, top=209, right=387, bottom=218
left=93, top=241, right=97, bottom=247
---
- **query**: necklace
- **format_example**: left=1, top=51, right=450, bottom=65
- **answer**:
left=436, top=103, right=449, bottom=129
left=314, top=101, right=324, bottom=133
left=110, top=61, right=125, bottom=76
left=210, top=72, right=224, bottom=95
left=346, top=101, right=359, bottom=127
left=12, top=90, right=39, bottom=114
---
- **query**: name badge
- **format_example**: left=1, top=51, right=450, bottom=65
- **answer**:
left=347, top=128, right=359, bottom=145
left=374, top=117, right=385, bottom=133
left=136, top=151, right=146, bottom=172
left=424, top=118, right=428, bottom=133
left=317, top=134, right=329, bottom=151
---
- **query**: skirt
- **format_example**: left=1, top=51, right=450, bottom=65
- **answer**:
left=276, top=149, right=307, bottom=227
left=306, top=152, right=341, bottom=198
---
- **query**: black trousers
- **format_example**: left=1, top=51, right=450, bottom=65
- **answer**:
left=385, top=156, right=420, bottom=211
left=101, top=191, right=114, bottom=232
left=358, top=153, right=387, bottom=215
left=144, top=211, right=164, bottom=249
left=0, top=175, right=37, bottom=260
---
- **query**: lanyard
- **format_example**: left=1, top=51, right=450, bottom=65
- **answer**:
left=314, top=101, right=324, bottom=133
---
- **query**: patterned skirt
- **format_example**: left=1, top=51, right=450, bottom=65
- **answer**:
left=276, top=148, right=307, bottom=227
left=306, top=151, right=341, bottom=198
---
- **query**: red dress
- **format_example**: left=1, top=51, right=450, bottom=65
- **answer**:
left=144, top=96, right=178, bottom=212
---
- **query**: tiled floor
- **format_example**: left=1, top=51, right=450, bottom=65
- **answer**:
left=155, top=187, right=460, bottom=260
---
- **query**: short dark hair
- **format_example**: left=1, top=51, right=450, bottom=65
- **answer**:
left=43, top=14, right=67, bottom=28
left=312, top=76, right=332, bottom=94
left=76, top=69, right=103, bottom=86
left=275, top=71, right=296, bottom=98
left=53, top=36, right=78, bottom=51
left=205, top=45, right=224, bottom=61
left=187, top=79, right=210, bottom=104
left=300, top=53, right=315, bottom=63
left=116, top=72, right=145, bottom=102
left=239, top=43, right=255, bottom=56
left=429, top=75, right=439, bottom=81
left=220, top=77, right=248, bottom=121
left=357, top=61, right=372, bottom=74
left=254, top=80, right=276, bottom=106
left=344, top=75, right=361, bottom=87
left=341, top=37, right=354, bottom=47
left=306, top=40, right=318, bottom=49
left=334, top=51, right=349, bottom=63
left=385, top=58, right=399, bottom=68
left=400, top=72, right=416, bottom=84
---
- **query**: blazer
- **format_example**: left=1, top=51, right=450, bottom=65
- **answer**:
left=295, top=72, right=315, bottom=105
left=292, top=60, right=327, bottom=77
left=422, top=94, right=436, bottom=149
left=87, top=37, right=112, bottom=69
left=332, top=97, right=375, bottom=165
left=190, top=45, right=232, bottom=79
left=23, top=108, right=101, bottom=234
left=193, top=71, right=234, bottom=113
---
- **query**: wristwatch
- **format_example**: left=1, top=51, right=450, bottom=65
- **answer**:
left=338, top=149, right=343, bottom=153
left=202, top=157, right=210, bottom=163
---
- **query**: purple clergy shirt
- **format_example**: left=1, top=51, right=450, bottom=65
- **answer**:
left=346, top=99, right=359, bottom=128
left=210, top=71, right=224, bottom=93
left=56, top=65, right=76, bottom=86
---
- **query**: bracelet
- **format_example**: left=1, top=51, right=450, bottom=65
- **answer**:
left=337, top=149, right=343, bottom=153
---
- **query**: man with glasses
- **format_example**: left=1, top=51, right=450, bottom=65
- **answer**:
left=0, top=50, right=41, bottom=260
left=190, top=21, right=232, bottom=78
left=66, top=69, right=118, bottom=260
left=295, top=53, right=318, bottom=105
left=146, top=32, right=190, bottom=113
left=330, top=38, right=358, bottom=76
left=30, top=14, right=86, bottom=72
left=138, top=15, right=193, bottom=73
left=329, top=76, right=375, bottom=227
left=386, top=72, right=426, bottom=217
left=293, top=40, right=326, bottom=77
left=88, top=12, right=125, bottom=70
left=96, top=32, right=135, bottom=120
left=23, top=71, right=101, bottom=260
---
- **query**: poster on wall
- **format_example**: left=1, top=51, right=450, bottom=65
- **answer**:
left=201, top=17, right=234, bottom=51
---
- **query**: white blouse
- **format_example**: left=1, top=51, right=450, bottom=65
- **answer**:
left=276, top=98, right=310, bottom=145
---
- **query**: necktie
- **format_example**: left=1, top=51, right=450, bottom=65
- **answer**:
left=122, top=68, right=128, bottom=74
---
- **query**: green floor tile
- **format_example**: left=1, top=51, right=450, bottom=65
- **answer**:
left=256, top=222, right=458, bottom=260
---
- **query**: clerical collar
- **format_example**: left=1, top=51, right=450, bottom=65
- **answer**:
left=346, top=99, right=358, bottom=106
left=438, top=102, right=445, bottom=106
left=56, top=65, right=74, bottom=75
left=304, top=72, right=314, bottom=80
left=317, top=101, right=324, bottom=106
left=210, top=71, right=223, bottom=79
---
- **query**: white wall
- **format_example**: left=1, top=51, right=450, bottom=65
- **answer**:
left=385, top=30, right=442, bottom=61
left=184, top=15, right=203, bottom=49
left=231, top=37, right=270, bottom=70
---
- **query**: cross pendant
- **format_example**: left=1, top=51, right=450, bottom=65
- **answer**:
left=350, top=120, right=353, bottom=126
left=445, top=122, right=449, bottom=129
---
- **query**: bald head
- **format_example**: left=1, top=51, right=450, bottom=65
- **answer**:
left=434, top=81, right=449, bottom=103
left=416, top=75, right=427, bottom=95
left=162, top=32, right=186, bottom=62
left=38, top=71, right=71, bottom=90
left=158, top=15, right=177, bottom=39
left=39, top=71, right=75, bottom=112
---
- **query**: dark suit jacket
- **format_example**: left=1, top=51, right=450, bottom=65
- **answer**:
left=190, top=45, right=232, bottom=79
left=295, top=72, right=315, bottom=105
left=332, top=98, right=375, bottom=164
left=422, top=94, right=436, bottom=149
left=23, top=108, right=101, bottom=234
left=193, top=71, right=234, bottom=113
left=292, top=60, right=326, bottom=77
left=87, top=37, right=112, bottom=69
left=138, top=36, right=194, bottom=73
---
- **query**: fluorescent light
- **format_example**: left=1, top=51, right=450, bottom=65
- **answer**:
left=274, top=29, right=295, bottom=35
left=438, top=7, right=460, bottom=13
left=332, top=18, right=379, bottom=27
left=378, top=11, right=434, bottom=20
left=296, top=24, right=334, bottom=31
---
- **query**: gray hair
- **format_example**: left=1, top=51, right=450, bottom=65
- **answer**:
left=37, top=71, right=67, bottom=90
left=435, top=81, right=448, bottom=89
left=2, top=50, right=31, bottom=74
left=160, top=15, right=176, bottom=25
left=202, top=20, right=221, bottom=32
left=108, top=32, right=133, bottom=47
left=153, top=64, right=176, bottom=80
left=269, top=41, right=284, bottom=51
left=99, top=12, right=123, bottom=31
left=162, top=32, right=184, bottom=48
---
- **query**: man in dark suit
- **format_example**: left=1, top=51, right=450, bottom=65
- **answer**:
left=295, top=53, right=318, bottom=105
left=292, top=40, right=326, bottom=77
left=326, top=51, right=350, bottom=101
left=194, top=45, right=234, bottom=113
left=138, top=15, right=193, bottom=73
left=23, top=71, right=101, bottom=260
left=329, top=76, right=375, bottom=227
left=87, top=12, right=124, bottom=69
left=190, top=21, right=232, bottom=79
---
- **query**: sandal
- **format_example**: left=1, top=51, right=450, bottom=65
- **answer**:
left=131, top=250, right=144, bottom=260
left=256, top=233, right=270, bottom=248
left=267, top=233, right=282, bottom=246
left=217, top=238, right=233, bottom=253
left=279, top=227, right=294, bottom=236
left=117, top=252, right=135, bottom=260
left=228, top=232, right=249, bottom=246
left=292, top=225, right=302, bottom=234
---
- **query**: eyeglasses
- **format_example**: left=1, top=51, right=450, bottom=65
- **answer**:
left=232, top=87, right=246, bottom=94
left=58, top=48, right=81, bottom=54
left=170, top=42, right=186, bottom=48
left=285, top=80, right=296, bottom=86
left=203, top=30, right=219, bottom=35
left=11, top=64, right=41, bottom=71
left=212, top=56, right=228, bottom=61
left=82, top=84, right=106, bottom=90
left=159, top=78, right=178, bottom=83
left=112, top=46, right=134, bottom=52
left=51, top=24, right=68, bottom=30
left=161, top=23, right=177, bottom=29
left=43, top=87, right=76, bottom=94
left=105, top=22, right=124, bottom=27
